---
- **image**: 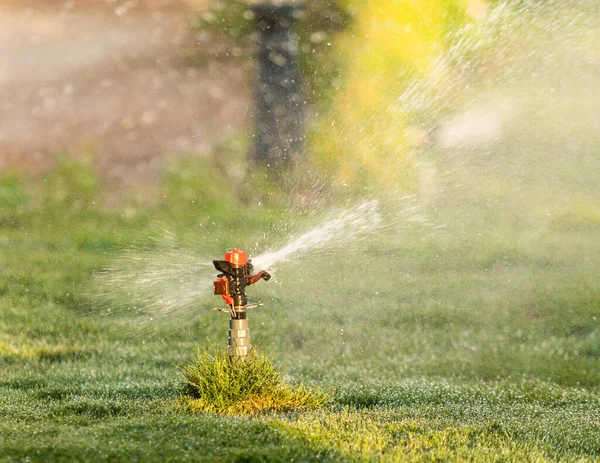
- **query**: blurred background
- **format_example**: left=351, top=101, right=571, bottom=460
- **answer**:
left=0, top=0, right=250, bottom=203
left=2, top=0, right=598, bottom=211
left=0, top=0, right=495, bottom=202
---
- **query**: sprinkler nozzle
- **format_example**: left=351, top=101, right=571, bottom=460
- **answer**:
left=213, top=249, right=270, bottom=359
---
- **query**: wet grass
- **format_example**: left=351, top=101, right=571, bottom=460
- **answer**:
left=1, top=161, right=599, bottom=461
left=180, top=349, right=327, bottom=415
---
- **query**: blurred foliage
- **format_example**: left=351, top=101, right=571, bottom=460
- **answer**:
left=0, top=175, right=28, bottom=228
left=0, top=150, right=305, bottom=253
left=547, top=195, right=600, bottom=230
left=311, top=0, right=475, bottom=191
left=161, top=156, right=237, bottom=221
left=41, top=155, right=98, bottom=214
left=191, top=0, right=351, bottom=105
left=0, top=175, right=27, bottom=210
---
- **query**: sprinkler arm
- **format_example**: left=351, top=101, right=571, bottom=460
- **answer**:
left=248, top=270, right=271, bottom=285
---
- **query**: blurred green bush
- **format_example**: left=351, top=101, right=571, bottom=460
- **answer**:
left=311, top=0, right=475, bottom=191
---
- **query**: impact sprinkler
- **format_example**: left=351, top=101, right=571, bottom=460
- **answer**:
left=213, top=249, right=271, bottom=359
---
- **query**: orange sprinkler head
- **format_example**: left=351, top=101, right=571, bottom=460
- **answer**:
left=213, top=249, right=270, bottom=309
left=224, top=248, right=248, bottom=267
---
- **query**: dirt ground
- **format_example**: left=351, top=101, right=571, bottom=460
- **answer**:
left=0, top=0, right=251, bottom=199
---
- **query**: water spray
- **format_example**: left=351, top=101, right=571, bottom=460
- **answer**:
left=213, top=249, right=271, bottom=359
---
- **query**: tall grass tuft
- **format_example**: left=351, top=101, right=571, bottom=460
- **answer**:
left=179, top=349, right=327, bottom=416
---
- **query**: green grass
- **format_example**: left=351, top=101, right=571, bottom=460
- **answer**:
left=180, top=349, right=327, bottom=415
left=1, top=158, right=599, bottom=462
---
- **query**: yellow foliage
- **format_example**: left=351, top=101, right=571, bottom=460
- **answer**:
left=313, top=0, right=474, bottom=191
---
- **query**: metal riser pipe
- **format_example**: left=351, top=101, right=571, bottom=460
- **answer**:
left=229, top=318, right=251, bottom=359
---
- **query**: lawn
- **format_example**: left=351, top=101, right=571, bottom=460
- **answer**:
left=1, top=157, right=599, bottom=462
